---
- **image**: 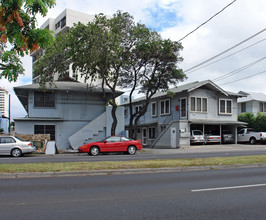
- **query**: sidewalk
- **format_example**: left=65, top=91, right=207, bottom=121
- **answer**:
left=142, top=144, right=266, bottom=154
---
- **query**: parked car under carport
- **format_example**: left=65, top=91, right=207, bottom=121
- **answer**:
left=222, top=130, right=234, bottom=143
left=190, top=120, right=247, bottom=145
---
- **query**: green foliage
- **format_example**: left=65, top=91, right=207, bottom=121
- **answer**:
left=0, top=50, right=24, bottom=81
left=34, top=33, right=70, bottom=86
left=0, top=0, right=55, bottom=82
left=254, top=112, right=266, bottom=132
left=238, top=112, right=255, bottom=128
left=238, top=112, right=266, bottom=131
left=10, top=121, right=15, bottom=128
left=167, top=91, right=176, bottom=99
left=35, top=11, right=185, bottom=136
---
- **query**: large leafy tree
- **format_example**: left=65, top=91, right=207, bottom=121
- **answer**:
left=34, top=11, right=186, bottom=136
left=120, top=30, right=186, bottom=139
left=0, top=0, right=55, bottom=81
left=36, top=12, right=136, bottom=135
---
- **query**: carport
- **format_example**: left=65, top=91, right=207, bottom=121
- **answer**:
left=189, top=120, right=247, bottom=144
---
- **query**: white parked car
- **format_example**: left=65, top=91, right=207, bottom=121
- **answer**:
left=190, top=130, right=205, bottom=144
left=204, top=132, right=221, bottom=144
left=0, top=136, right=36, bottom=157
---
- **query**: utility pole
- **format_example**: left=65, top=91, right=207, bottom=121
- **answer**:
left=8, top=94, right=11, bottom=134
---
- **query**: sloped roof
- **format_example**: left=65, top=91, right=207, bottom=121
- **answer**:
left=14, top=81, right=122, bottom=94
left=238, top=91, right=266, bottom=103
left=126, top=80, right=243, bottom=104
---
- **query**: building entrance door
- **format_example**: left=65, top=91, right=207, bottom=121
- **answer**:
left=171, top=127, right=177, bottom=148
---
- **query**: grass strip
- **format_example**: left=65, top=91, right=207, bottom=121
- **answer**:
left=1, top=155, right=266, bottom=173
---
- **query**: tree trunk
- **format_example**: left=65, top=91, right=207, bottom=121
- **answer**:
left=111, top=104, right=117, bottom=136
left=128, top=93, right=135, bottom=138
left=128, top=113, right=134, bottom=138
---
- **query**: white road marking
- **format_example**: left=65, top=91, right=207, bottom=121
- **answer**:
left=191, top=183, right=266, bottom=192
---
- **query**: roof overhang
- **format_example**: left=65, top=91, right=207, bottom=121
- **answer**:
left=189, top=120, right=248, bottom=126
left=14, top=81, right=123, bottom=95
left=125, top=122, right=158, bottom=127
left=14, top=81, right=124, bottom=112
left=14, top=117, right=64, bottom=122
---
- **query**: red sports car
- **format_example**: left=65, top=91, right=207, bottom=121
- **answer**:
left=78, top=136, right=143, bottom=156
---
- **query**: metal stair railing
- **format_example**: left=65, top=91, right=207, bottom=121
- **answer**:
left=150, top=115, right=173, bottom=148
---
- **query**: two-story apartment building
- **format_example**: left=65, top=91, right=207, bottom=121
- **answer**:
left=123, top=80, right=246, bottom=148
left=238, top=91, right=266, bottom=115
left=14, top=80, right=124, bottom=150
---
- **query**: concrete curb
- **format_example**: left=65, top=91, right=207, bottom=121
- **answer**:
left=1, top=163, right=266, bottom=179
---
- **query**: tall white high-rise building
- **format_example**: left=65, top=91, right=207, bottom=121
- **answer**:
left=31, top=9, right=99, bottom=85
left=0, top=88, right=8, bottom=117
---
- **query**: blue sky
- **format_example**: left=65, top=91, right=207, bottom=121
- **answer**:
left=2, top=0, right=266, bottom=118
left=144, top=2, right=183, bottom=32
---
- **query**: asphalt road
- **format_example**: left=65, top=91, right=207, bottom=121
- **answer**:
left=0, top=145, right=266, bottom=164
left=1, top=167, right=266, bottom=219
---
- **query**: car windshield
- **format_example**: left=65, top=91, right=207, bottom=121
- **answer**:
left=105, top=136, right=121, bottom=142
left=193, top=131, right=203, bottom=135
left=101, top=136, right=132, bottom=142
left=121, top=136, right=131, bottom=141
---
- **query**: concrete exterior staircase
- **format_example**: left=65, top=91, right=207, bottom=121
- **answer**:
left=69, top=112, right=106, bottom=149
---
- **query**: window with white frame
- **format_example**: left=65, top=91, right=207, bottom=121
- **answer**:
left=241, top=102, right=246, bottom=113
left=160, top=99, right=170, bottom=115
left=260, top=102, right=266, bottom=112
left=151, top=102, right=157, bottom=117
left=191, top=97, right=195, bottom=111
left=124, top=108, right=128, bottom=118
left=203, top=98, right=207, bottom=112
left=180, top=98, right=187, bottom=118
left=190, top=97, right=207, bottom=113
left=148, top=127, right=156, bottom=140
left=219, top=99, right=232, bottom=114
left=135, top=105, right=142, bottom=113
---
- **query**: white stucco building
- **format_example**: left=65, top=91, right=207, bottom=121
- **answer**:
left=31, top=8, right=101, bottom=85
left=0, top=88, right=8, bottom=117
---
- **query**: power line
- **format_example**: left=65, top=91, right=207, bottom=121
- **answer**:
left=178, top=0, right=237, bottom=42
left=212, top=57, right=266, bottom=82
left=184, top=27, right=266, bottom=73
left=185, top=38, right=266, bottom=74
left=219, top=70, right=266, bottom=86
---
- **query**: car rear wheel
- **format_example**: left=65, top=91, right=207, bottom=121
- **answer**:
left=250, top=137, right=256, bottom=145
left=90, top=146, right=100, bottom=156
left=127, top=146, right=136, bottom=155
left=11, top=148, right=22, bottom=157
